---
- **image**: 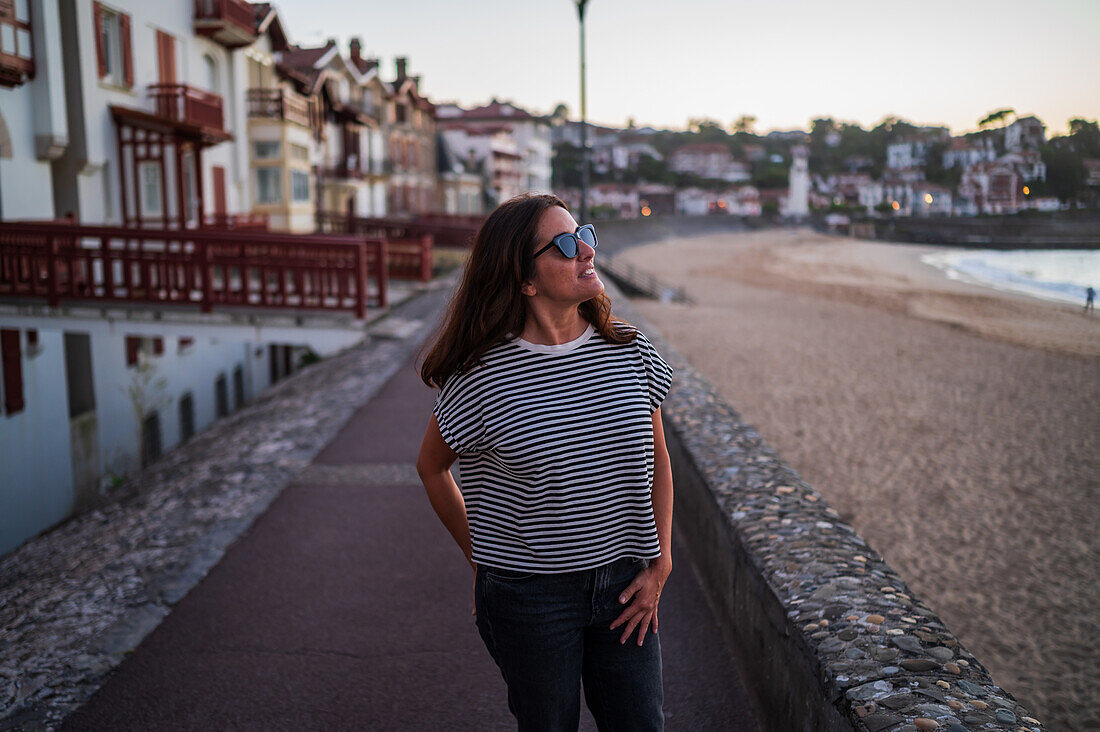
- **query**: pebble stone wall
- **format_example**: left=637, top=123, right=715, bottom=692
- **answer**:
left=612, top=289, right=1046, bottom=732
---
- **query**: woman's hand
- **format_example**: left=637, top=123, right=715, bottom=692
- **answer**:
left=609, top=557, right=671, bottom=646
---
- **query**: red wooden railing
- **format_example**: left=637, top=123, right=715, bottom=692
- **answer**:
left=318, top=211, right=481, bottom=250
left=0, top=222, right=387, bottom=317
left=194, top=0, right=255, bottom=34
left=149, top=84, right=225, bottom=132
left=386, top=236, right=433, bottom=282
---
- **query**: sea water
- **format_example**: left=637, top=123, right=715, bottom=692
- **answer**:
left=920, top=249, right=1100, bottom=306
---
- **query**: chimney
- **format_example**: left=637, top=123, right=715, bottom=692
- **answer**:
left=396, top=57, right=407, bottom=81
left=349, top=37, right=362, bottom=64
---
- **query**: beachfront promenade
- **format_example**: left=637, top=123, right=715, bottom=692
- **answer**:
left=1, top=278, right=756, bottom=730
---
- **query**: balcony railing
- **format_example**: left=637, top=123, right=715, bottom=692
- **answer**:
left=149, top=84, right=225, bottom=132
left=194, top=0, right=258, bottom=48
left=246, top=88, right=316, bottom=129
left=0, top=51, right=34, bottom=88
left=0, top=222, right=387, bottom=316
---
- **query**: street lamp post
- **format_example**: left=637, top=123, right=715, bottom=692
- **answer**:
left=575, top=0, right=589, bottom=223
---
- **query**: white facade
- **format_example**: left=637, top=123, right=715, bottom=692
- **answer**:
left=0, top=306, right=366, bottom=555
left=669, top=144, right=750, bottom=182
left=0, top=0, right=66, bottom=220
left=436, top=102, right=552, bottom=194
left=51, top=0, right=251, bottom=226
left=784, top=146, right=810, bottom=218
left=1005, top=116, right=1046, bottom=152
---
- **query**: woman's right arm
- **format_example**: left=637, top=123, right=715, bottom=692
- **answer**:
left=416, top=414, right=474, bottom=568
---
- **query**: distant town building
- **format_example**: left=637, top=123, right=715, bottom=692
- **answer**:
left=1004, top=115, right=1046, bottom=152
left=668, top=143, right=750, bottom=182
left=439, top=124, right=523, bottom=205
left=943, top=136, right=997, bottom=169
left=958, top=161, right=1021, bottom=215
left=436, top=100, right=552, bottom=194
left=784, top=146, right=810, bottom=218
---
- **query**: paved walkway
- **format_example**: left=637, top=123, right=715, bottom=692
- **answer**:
left=59, top=344, right=756, bottom=729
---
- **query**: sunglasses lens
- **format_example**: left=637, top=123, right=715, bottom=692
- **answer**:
left=578, top=225, right=598, bottom=249
left=556, top=234, right=579, bottom=258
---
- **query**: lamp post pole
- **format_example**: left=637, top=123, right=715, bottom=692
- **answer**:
left=575, top=0, right=589, bottom=223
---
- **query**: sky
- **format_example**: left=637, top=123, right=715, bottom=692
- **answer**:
left=271, top=0, right=1100, bottom=137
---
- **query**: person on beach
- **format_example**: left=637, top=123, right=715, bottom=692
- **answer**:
left=1086, top=286, right=1095, bottom=312
left=416, top=193, right=674, bottom=731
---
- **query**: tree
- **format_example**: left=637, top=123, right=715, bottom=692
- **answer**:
left=978, top=108, right=1016, bottom=130
left=732, top=115, right=757, bottom=134
left=551, top=103, right=570, bottom=121
left=1066, top=118, right=1100, bottom=157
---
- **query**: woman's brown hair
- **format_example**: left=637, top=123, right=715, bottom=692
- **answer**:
left=420, top=193, right=634, bottom=389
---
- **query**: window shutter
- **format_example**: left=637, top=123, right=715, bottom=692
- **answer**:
left=126, top=335, right=140, bottom=366
left=93, top=2, right=106, bottom=78
left=153, top=337, right=164, bottom=355
left=119, top=12, right=132, bottom=87
left=1, top=329, right=24, bottom=415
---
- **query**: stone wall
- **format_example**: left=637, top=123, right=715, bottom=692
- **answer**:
left=611, top=289, right=1045, bottom=731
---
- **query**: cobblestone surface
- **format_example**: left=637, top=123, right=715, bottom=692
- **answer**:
left=0, top=279, right=452, bottom=731
left=610, top=288, right=1046, bottom=731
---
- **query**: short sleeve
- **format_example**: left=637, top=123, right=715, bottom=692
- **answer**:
left=433, top=373, right=485, bottom=455
left=634, top=332, right=674, bottom=413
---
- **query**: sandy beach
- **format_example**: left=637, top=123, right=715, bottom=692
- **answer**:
left=618, top=228, right=1099, bottom=730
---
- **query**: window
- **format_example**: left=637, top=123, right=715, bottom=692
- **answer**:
left=125, top=335, right=162, bottom=367
left=214, top=374, right=228, bottom=418
left=255, top=167, right=281, bottom=204
left=141, top=411, right=161, bottom=467
left=1, top=328, right=23, bottom=415
left=0, top=0, right=34, bottom=85
left=139, top=161, right=163, bottom=217
left=181, top=154, right=198, bottom=224
left=252, top=140, right=280, bottom=159
left=291, top=170, right=309, bottom=202
left=203, top=53, right=217, bottom=94
left=232, top=365, right=244, bottom=409
left=288, top=143, right=309, bottom=162
left=179, top=392, right=195, bottom=440
left=94, top=3, right=132, bottom=87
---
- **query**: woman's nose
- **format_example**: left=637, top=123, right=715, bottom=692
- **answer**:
left=578, top=241, right=595, bottom=260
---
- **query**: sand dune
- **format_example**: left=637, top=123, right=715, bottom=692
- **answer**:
left=618, top=228, right=1100, bottom=730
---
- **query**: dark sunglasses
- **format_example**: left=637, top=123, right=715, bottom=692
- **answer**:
left=533, top=224, right=598, bottom=259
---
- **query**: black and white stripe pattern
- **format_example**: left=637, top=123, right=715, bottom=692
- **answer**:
left=434, top=324, right=673, bottom=572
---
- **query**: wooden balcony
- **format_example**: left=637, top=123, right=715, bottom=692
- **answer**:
left=149, top=84, right=226, bottom=134
left=247, top=88, right=316, bottom=129
left=194, top=0, right=258, bottom=48
left=0, top=50, right=33, bottom=88
left=0, top=221, right=387, bottom=317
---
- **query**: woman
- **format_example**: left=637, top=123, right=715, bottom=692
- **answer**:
left=416, top=193, right=674, bottom=731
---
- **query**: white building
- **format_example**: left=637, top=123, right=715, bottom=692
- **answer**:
left=436, top=100, right=551, bottom=194
left=0, top=0, right=377, bottom=556
left=668, top=143, right=750, bottom=182
left=784, top=146, right=810, bottom=218
left=439, top=124, right=522, bottom=205
left=943, top=135, right=997, bottom=169
left=1004, top=115, right=1046, bottom=152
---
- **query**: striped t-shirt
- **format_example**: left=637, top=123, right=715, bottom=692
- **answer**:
left=433, top=323, right=674, bottom=572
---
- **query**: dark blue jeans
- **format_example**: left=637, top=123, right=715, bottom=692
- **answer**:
left=474, top=556, right=664, bottom=732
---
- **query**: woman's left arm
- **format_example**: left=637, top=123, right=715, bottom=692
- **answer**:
left=610, top=407, right=674, bottom=646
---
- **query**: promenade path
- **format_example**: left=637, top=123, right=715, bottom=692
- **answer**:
left=59, top=305, right=757, bottom=729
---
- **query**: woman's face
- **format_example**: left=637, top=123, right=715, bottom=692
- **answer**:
left=523, top=206, right=604, bottom=306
